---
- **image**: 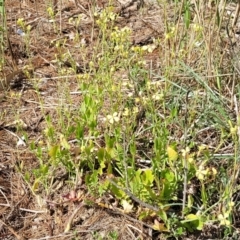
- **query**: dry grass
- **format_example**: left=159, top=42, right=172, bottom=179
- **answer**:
left=1, top=0, right=240, bottom=239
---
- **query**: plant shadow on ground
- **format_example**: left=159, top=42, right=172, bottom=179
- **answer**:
left=1, top=0, right=240, bottom=239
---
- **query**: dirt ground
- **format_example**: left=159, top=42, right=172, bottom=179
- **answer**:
left=0, top=1, right=167, bottom=239
left=0, top=0, right=236, bottom=239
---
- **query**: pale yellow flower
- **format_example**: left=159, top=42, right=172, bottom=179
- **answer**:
left=196, top=164, right=209, bottom=180
left=105, top=112, right=120, bottom=124
left=152, top=93, right=163, bottom=101
left=133, top=107, right=139, bottom=114
left=181, top=147, right=190, bottom=158
left=123, top=108, right=129, bottom=116
left=192, top=23, right=203, bottom=32
left=218, top=212, right=230, bottom=226
left=211, top=167, right=217, bottom=176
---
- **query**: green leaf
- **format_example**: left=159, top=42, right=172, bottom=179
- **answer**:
left=97, top=148, right=105, bottom=161
left=40, top=164, right=49, bottom=175
left=167, top=146, right=178, bottom=162
left=160, top=170, right=176, bottom=200
left=162, top=169, right=175, bottom=183
left=60, top=134, right=70, bottom=150
left=181, top=214, right=204, bottom=231
left=24, top=172, right=30, bottom=182
left=130, top=142, right=136, bottom=156
left=48, top=145, right=60, bottom=159
left=142, top=169, right=154, bottom=186
left=76, top=123, right=84, bottom=139
left=85, top=170, right=98, bottom=187
left=187, top=195, right=194, bottom=209
left=98, top=159, right=106, bottom=175
left=110, top=182, right=126, bottom=199
left=185, top=214, right=198, bottom=221
left=157, top=208, right=168, bottom=222
left=184, top=4, right=191, bottom=29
